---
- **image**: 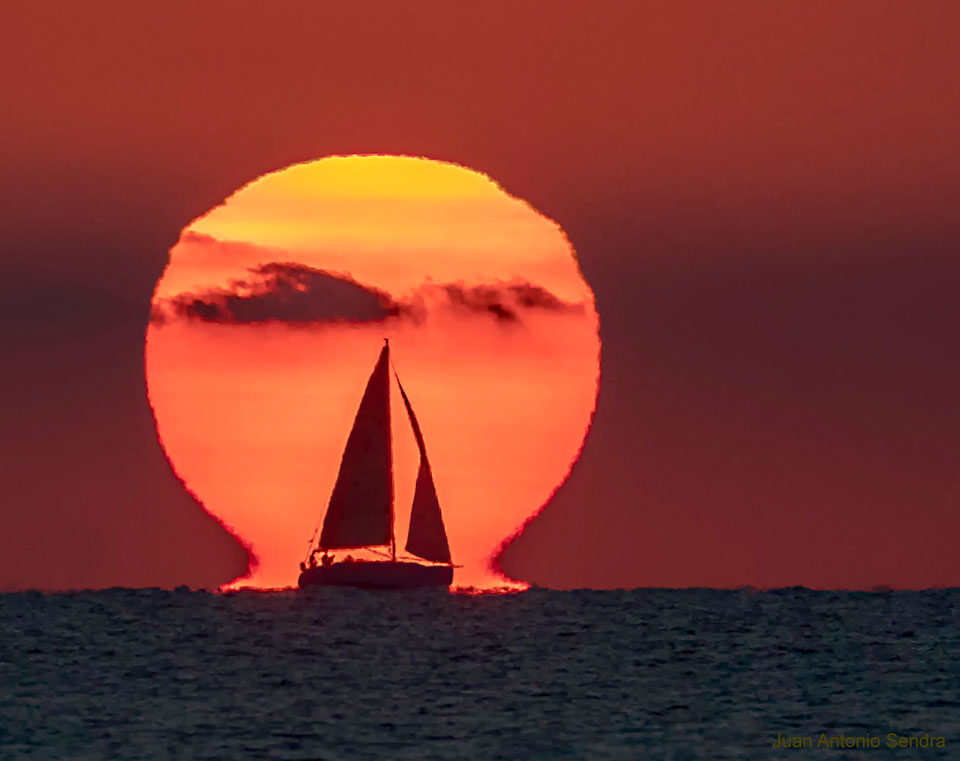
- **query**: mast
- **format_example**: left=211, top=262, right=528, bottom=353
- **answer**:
left=387, top=338, right=396, bottom=563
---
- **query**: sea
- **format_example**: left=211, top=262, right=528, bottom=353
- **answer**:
left=1, top=587, right=957, bottom=760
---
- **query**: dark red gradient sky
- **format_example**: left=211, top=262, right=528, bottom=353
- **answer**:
left=2, top=1, right=959, bottom=589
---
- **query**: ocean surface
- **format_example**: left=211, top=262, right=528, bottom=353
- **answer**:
left=1, top=587, right=958, bottom=760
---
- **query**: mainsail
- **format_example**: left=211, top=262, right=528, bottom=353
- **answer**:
left=319, top=345, right=393, bottom=550
left=395, top=373, right=452, bottom=564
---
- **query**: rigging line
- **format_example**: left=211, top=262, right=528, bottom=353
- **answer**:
left=385, top=338, right=403, bottom=393
left=388, top=353, right=401, bottom=386
left=303, top=502, right=327, bottom=562
left=389, top=353, right=427, bottom=455
left=303, top=524, right=322, bottom=564
left=394, top=553, right=458, bottom=567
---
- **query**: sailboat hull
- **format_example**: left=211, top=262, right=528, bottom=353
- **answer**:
left=298, top=560, right=453, bottom=590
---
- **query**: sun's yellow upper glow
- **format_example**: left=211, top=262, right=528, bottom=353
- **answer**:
left=183, top=155, right=583, bottom=302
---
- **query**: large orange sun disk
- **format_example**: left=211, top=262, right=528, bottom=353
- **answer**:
left=146, top=155, right=600, bottom=590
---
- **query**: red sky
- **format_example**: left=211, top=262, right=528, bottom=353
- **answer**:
left=1, top=1, right=959, bottom=589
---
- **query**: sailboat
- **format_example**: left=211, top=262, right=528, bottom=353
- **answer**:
left=298, top=340, right=454, bottom=589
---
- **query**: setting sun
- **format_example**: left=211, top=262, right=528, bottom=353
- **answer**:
left=146, top=155, right=600, bottom=589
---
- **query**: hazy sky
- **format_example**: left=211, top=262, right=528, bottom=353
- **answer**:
left=2, top=1, right=959, bottom=590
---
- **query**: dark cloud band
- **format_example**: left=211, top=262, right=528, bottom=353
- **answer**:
left=152, top=265, right=582, bottom=327
left=151, top=263, right=402, bottom=326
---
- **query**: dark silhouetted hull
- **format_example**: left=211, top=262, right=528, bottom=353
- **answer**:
left=298, top=560, right=453, bottom=590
